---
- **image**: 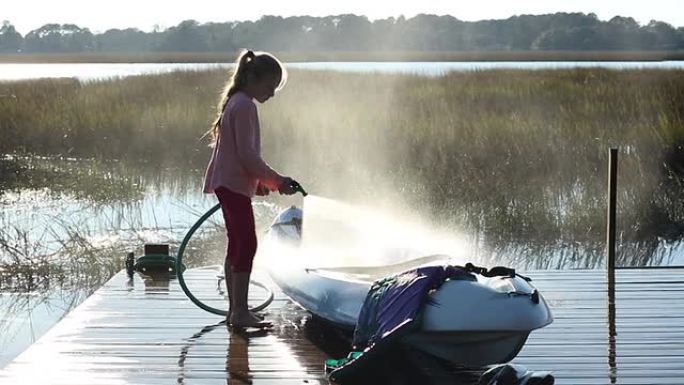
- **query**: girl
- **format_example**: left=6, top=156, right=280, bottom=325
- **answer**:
left=203, top=49, right=300, bottom=328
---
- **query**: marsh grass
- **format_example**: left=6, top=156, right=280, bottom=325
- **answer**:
left=0, top=74, right=216, bottom=164
left=2, top=68, right=684, bottom=266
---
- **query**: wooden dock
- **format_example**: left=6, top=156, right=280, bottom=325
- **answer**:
left=1, top=267, right=683, bottom=384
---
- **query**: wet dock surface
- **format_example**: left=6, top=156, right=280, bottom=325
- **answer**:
left=1, top=267, right=682, bottom=384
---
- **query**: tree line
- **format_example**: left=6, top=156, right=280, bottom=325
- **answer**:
left=1, top=13, right=683, bottom=54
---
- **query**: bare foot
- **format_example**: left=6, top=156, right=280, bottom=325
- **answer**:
left=226, top=310, right=264, bottom=324
left=230, top=310, right=272, bottom=328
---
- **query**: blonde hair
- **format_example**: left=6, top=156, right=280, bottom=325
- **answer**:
left=203, top=49, right=287, bottom=145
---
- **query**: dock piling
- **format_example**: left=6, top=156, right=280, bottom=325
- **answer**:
left=607, top=147, right=618, bottom=383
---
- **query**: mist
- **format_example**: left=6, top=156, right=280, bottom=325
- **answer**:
left=256, top=68, right=684, bottom=268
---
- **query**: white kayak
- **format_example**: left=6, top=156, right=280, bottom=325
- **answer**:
left=264, top=206, right=553, bottom=367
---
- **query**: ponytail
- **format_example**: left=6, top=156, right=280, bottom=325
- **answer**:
left=202, top=49, right=287, bottom=146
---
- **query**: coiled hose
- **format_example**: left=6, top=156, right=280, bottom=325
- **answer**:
left=175, top=203, right=274, bottom=316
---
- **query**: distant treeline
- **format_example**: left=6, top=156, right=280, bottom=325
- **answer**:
left=1, top=12, right=684, bottom=54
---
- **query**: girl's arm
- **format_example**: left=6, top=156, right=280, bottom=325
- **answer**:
left=232, top=101, right=285, bottom=190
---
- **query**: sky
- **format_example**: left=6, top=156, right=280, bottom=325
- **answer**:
left=4, top=0, right=683, bottom=35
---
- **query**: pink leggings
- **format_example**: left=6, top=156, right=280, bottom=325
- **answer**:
left=215, top=186, right=257, bottom=273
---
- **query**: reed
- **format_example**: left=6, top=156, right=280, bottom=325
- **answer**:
left=0, top=223, right=107, bottom=293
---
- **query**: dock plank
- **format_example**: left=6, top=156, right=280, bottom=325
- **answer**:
left=1, top=267, right=683, bottom=384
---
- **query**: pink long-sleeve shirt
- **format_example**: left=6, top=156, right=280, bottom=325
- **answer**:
left=202, top=91, right=285, bottom=198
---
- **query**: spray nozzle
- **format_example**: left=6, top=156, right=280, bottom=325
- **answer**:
left=290, top=180, right=308, bottom=197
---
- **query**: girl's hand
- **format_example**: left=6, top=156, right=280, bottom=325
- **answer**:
left=256, top=183, right=270, bottom=196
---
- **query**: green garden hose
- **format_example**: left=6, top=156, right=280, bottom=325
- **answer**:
left=175, top=203, right=275, bottom=316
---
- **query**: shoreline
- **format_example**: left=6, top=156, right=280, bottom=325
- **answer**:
left=1, top=50, right=684, bottom=63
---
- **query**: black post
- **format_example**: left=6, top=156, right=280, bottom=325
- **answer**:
left=607, top=148, right=618, bottom=288
left=607, top=148, right=618, bottom=383
left=607, top=148, right=618, bottom=286
left=607, top=148, right=618, bottom=285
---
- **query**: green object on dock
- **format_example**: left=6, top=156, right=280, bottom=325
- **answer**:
left=134, top=254, right=185, bottom=274
left=325, top=352, right=363, bottom=374
left=133, top=244, right=186, bottom=275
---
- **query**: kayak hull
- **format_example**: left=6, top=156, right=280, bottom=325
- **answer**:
left=265, top=206, right=553, bottom=367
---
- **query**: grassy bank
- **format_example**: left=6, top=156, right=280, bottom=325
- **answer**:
left=1, top=50, right=684, bottom=63
left=2, top=68, right=683, bottom=257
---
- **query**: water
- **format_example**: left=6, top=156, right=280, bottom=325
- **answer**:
left=0, top=290, right=88, bottom=368
left=1, top=61, right=684, bottom=81
left=0, top=63, right=228, bottom=82
left=289, top=60, right=684, bottom=75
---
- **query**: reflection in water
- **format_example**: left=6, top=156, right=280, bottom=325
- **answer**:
left=142, top=275, right=172, bottom=293
left=176, top=321, right=316, bottom=385
left=177, top=321, right=224, bottom=385
left=226, top=328, right=269, bottom=385
left=481, top=238, right=683, bottom=270
left=608, top=271, right=617, bottom=384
